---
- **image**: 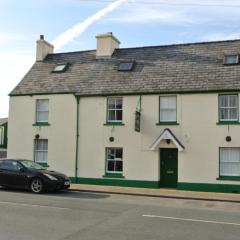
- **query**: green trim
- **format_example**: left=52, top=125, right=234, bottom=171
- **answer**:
left=69, top=177, right=160, bottom=188
left=0, top=122, right=8, bottom=148
left=156, top=122, right=179, bottom=125
left=217, top=176, right=240, bottom=181
left=217, top=121, right=240, bottom=125
left=104, top=122, right=125, bottom=126
left=178, top=182, right=240, bottom=193
left=32, top=122, right=50, bottom=126
left=103, top=173, right=125, bottom=179
left=37, top=162, right=49, bottom=168
left=75, top=96, right=80, bottom=179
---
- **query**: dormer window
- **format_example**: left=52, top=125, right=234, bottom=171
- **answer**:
left=118, top=61, right=135, bottom=71
left=52, top=63, right=68, bottom=73
left=224, top=55, right=239, bottom=65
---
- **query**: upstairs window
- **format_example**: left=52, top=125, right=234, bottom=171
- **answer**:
left=159, top=96, right=177, bottom=122
left=224, top=55, right=239, bottom=65
left=220, top=148, right=240, bottom=177
left=36, top=99, right=49, bottom=123
left=219, top=95, right=238, bottom=121
left=107, top=97, right=123, bottom=122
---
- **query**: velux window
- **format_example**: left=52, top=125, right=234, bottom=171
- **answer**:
left=159, top=96, right=177, bottom=122
left=36, top=99, right=49, bottom=123
left=224, top=55, right=239, bottom=65
left=220, top=148, right=240, bottom=177
left=34, top=139, right=48, bottom=163
left=106, top=148, right=123, bottom=174
left=52, top=63, right=68, bottom=73
left=219, top=95, right=238, bottom=121
left=107, top=97, right=123, bottom=122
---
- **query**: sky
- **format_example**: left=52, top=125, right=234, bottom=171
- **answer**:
left=1, top=0, right=240, bottom=117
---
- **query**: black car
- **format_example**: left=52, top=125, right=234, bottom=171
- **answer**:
left=0, top=159, right=70, bottom=193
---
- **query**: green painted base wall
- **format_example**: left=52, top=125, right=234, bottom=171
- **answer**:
left=69, top=177, right=240, bottom=193
left=178, top=182, right=240, bottom=193
left=69, top=177, right=160, bottom=188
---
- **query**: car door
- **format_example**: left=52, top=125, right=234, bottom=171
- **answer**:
left=0, top=160, right=28, bottom=188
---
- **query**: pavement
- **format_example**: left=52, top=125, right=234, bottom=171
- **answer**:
left=0, top=189, right=240, bottom=240
left=70, top=184, right=240, bottom=203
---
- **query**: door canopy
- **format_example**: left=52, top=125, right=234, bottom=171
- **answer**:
left=149, top=128, right=185, bottom=152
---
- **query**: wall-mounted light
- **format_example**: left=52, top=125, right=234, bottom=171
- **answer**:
left=109, top=137, right=114, bottom=142
left=35, top=134, right=40, bottom=139
left=166, top=139, right=171, bottom=144
left=226, top=136, right=231, bottom=142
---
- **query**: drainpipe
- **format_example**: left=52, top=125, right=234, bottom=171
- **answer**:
left=75, top=95, right=80, bottom=183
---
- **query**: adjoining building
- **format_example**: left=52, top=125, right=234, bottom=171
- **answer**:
left=8, top=33, right=240, bottom=193
left=0, top=118, right=8, bottom=158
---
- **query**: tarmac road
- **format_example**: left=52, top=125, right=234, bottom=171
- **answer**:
left=0, top=188, right=239, bottom=240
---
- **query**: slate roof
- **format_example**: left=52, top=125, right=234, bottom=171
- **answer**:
left=0, top=118, right=8, bottom=125
left=10, top=39, right=240, bottom=96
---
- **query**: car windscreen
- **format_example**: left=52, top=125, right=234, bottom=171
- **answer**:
left=20, top=161, right=46, bottom=170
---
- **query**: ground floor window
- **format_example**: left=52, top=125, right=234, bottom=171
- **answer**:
left=220, top=148, right=240, bottom=176
left=34, top=139, right=48, bottom=163
left=106, top=148, right=123, bottom=174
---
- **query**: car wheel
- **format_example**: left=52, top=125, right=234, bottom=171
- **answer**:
left=30, top=178, right=43, bottom=193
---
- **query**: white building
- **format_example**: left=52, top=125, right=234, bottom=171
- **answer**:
left=8, top=33, right=240, bottom=193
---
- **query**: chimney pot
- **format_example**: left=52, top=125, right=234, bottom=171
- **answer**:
left=36, top=35, right=54, bottom=61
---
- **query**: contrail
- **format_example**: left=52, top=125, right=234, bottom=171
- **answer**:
left=53, top=0, right=127, bottom=50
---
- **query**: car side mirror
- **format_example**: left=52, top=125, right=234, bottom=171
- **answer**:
left=19, top=167, right=26, bottom=172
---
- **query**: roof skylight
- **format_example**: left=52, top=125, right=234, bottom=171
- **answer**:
left=224, top=55, right=239, bottom=65
left=118, top=61, right=135, bottom=71
left=52, top=64, right=68, bottom=73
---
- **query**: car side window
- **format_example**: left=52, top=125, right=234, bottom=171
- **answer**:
left=0, top=161, right=22, bottom=170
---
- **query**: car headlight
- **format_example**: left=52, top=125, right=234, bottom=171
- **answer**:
left=43, top=173, right=58, bottom=181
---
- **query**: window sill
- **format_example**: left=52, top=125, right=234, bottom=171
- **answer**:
left=156, top=122, right=179, bottom=126
left=33, top=122, right=50, bottom=126
left=102, top=173, right=125, bottom=179
left=104, top=122, right=125, bottom=126
left=36, top=163, right=49, bottom=168
left=217, top=121, right=240, bottom=125
left=216, top=176, right=240, bottom=181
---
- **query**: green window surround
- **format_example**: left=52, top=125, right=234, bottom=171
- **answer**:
left=156, top=122, right=179, bottom=126
left=37, top=162, right=49, bottom=168
left=33, top=122, right=50, bottom=126
left=216, top=176, right=240, bottom=181
left=102, top=173, right=125, bottom=178
left=216, top=121, right=240, bottom=125
left=104, top=122, right=125, bottom=126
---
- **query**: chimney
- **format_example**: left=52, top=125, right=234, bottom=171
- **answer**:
left=96, top=32, right=120, bottom=58
left=36, top=35, right=54, bottom=61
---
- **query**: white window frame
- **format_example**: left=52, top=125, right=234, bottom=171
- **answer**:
left=107, top=97, right=123, bottom=123
left=34, top=139, right=48, bottom=163
left=219, top=94, right=238, bottom=121
left=159, top=96, right=177, bottom=122
left=106, top=148, right=123, bottom=174
left=219, top=148, right=240, bottom=177
left=36, top=99, right=49, bottom=123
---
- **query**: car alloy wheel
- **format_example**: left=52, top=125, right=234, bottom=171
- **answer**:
left=30, top=178, right=43, bottom=193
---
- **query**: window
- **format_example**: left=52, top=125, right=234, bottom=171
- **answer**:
left=224, top=55, right=239, bottom=65
left=34, top=139, right=48, bottom=163
left=220, top=148, right=240, bottom=177
left=106, top=148, right=123, bottom=174
left=107, top=97, right=123, bottom=122
left=52, top=64, right=68, bottom=73
left=159, top=96, right=177, bottom=122
left=219, top=95, right=238, bottom=121
left=36, top=99, right=49, bottom=123
left=118, top=61, right=135, bottom=71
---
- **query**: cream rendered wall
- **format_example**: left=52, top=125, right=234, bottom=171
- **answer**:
left=8, top=94, right=76, bottom=176
left=78, top=94, right=240, bottom=184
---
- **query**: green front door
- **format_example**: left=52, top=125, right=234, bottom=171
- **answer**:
left=160, top=148, right=178, bottom=188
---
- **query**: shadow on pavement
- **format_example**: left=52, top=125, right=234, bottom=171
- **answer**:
left=0, top=187, right=110, bottom=199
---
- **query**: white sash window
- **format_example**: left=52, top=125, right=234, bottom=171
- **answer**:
left=160, top=96, right=177, bottom=122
